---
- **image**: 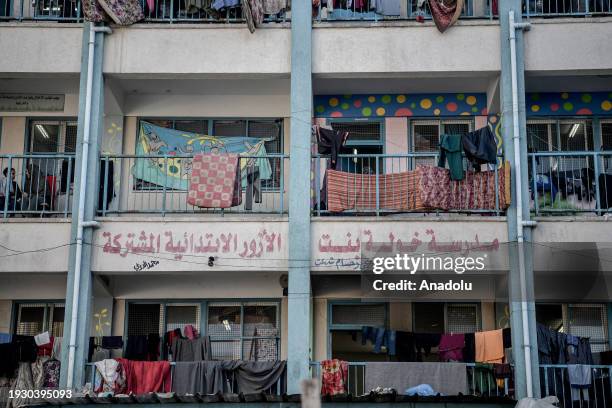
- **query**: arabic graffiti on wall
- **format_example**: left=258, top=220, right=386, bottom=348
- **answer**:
left=101, top=229, right=282, bottom=260
left=314, top=228, right=501, bottom=270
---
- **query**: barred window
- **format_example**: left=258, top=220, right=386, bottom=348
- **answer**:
left=14, top=302, right=65, bottom=337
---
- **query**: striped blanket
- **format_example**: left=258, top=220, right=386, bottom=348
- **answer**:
left=325, top=164, right=510, bottom=213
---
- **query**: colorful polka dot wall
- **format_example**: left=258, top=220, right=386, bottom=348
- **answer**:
left=527, top=92, right=612, bottom=116
left=313, top=93, right=488, bottom=118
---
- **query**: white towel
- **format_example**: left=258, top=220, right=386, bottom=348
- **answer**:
left=34, top=332, right=50, bottom=346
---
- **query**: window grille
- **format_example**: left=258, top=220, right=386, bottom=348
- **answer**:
left=331, top=304, right=386, bottom=327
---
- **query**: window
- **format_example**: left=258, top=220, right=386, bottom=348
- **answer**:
left=536, top=303, right=609, bottom=353
left=411, top=119, right=472, bottom=167
left=329, top=120, right=383, bottom=174
left=207, top=302, right=280, bottom=361
left=14, top=302, right=65, bottom=337
left=136, top=118, right=283, bottom=190
left=413, top=303, right=481, bottom=334
left=126, top=302, right=200, bottom=337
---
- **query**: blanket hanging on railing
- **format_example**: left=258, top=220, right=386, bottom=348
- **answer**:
left=187, top=153, right=242, bottom=208
left=428, top=0, right=464, bottom=33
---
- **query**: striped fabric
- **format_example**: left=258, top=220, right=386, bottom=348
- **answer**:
left=325, top=164, right=511, bottom=213
left=326, top=169, right=424, bottom=213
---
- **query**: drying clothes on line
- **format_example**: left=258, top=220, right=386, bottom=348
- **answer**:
left=7, top=363, right=34, bottom=408
left=418, top=164, right=511, bottom=211
left=82, top=0, right=109, bottom=21
left=52, top=337, right=62, bottom=360
left=187, top=153, right=242, bottom=208
left=42, top=359, right=60, bottom=388
left=568, top=364, right=592, bottom=402
left=414, top=333, right=441, bottom=362
left=99, top=160, right=115, bottom=212
left=463, top=332, right=475, bottom=363
left=320, top=359, right=349, bottom=396
left=183, top=325, right=198, bottom=340
left=94, top=359, right=126, bottom=394
left=37, top=336, right=54, bottom=357
left=171, top=336, right=211, bottom=362
left=502, top=327, right=512, bottom=348
left=124, top=334, right=159, bottom=361
left=211, top=0, right=240, bottom=10
left=535, top=323, right=593, bottom=365
left=34, top=332, right=50, bottom=347
left=97, top=0, right=144, bottom=24
left=243, top=0, right=264, bottom=33
left=462, top=125, right=498, bottom=170
left=475, top=329, right=504, bottom=364
left=263, top=0, right=287, bottom=14
left=117, top=359, right=171, bottom=395
left=395, top=331, right=416, bottom=362
left=493, top=363, right=512, bottom=388
left=362, top=327, right=396, bottom=355
left=101, top=336, right=124, bottom=350
left=315, top=125, right=349, bottom=210
left=472, top=363, right=497, bottom=395
left=325, top=169, right=423, bottom=213
left=438, top=333, right=465, bottom=362
left=439, top=134, right=464, bottom=181
left=428, top=0, right=465, bottom=33
left=172, top=360, right=286, bottom=395
left=364, top=362, right=467, bottom=396
left=163, top=329, right=182, bottom=360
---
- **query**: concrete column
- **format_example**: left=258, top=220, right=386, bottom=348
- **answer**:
left=287, top=0, right=313, bottom=394
left=60, top=23, right=105, bottom=389
left=499, top=2, right=541, bottom=399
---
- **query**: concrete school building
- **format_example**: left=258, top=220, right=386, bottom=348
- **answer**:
left=1, top=0, right=612, bottom=404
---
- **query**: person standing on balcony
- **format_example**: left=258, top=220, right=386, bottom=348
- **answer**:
left=23, top=163, right=51, bottom=214
left=0, top=167, right=23, bottom=213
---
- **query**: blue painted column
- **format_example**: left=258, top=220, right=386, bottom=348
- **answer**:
left=499, top=2, right=541, bottom=399
left=287, top=0, right=313, bottom=394
left=60, top=22, right=105, bottom=389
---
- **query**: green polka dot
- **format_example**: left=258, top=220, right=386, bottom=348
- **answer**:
left=343, top=94, right=352, bottom=99
left=362, top=107, right=372, bottom=117
left=563, top=102, right=574, bottom=111
left=581, top=93, right=592, bottom=103
left=471, top=106, right=479, bottom=113
left=381, top=95, right=392, bottom=104
left=341, top=102, right=349, bottom=110
left=410, top=103, right=416, bottom=109
left=436, top=96, right=444, bottom=103
left=530, top=93, right=540, bottom=101
left=457, top=93, right=465, bottom=101
left=315, top=105, right=325, bottom=113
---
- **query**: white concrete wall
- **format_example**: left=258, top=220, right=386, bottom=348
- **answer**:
left=312, top=22, right=501, bottom=76
left=0, top=274, right=66, bottom=299
left=0, top=220, right=71, bottom=272
left=0, top=23, right=82, bottom=75
left=103, top=26, right=291, bottom=76
left=525, top=18, right=612, bottom=74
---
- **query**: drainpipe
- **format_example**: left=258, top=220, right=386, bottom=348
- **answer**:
left=509, top=10, right=533, bottom=398
left=66, top=23, right=111, bottom=390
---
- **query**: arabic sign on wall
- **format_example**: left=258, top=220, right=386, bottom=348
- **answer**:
left=91, top=221, right=288, bottom=273
left=0, top=94, right=65, bottom=112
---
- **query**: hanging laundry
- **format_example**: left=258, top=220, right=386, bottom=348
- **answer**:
left=414, top=333, right=441, bottom=361
left=263, top=0, right=287, bottom=14
left=243, top=0, right=264, bottom=33
left=374, top=0, right=400, bottom=15
left=42, top=359, right=60, bottom=389
left=568, top=364, right=592, bottom=402
left=117, top=359, right=171, bottom=395
left=7, top=363, right=34, bottom=408
left=171, top=336, right=212, bottom=362
left=395, top=331, right=416, bottom=362
left=438, top=134, right=464, bottom=180
left=188, top=153, right=242, bottom=208
left=463, top=332, right=475, bottom=363
left=428, top=0, right=465, bottom=33
left=101, top=336, right=123, bottom=350
left=94, top=359, right=126, bottom=394
left=184, top=325, right=198, bottom=340
left=82, top=0, right=109, bottom=21
left=320, top=359, right=348, bottom=396
left=462, top=126, right=498, bottom=170
left=51, top=337, right=62, bottom=360
left=97, top=0, right=144, bottom=25
left=438, top=333, right=465, bottom=362
left=475, top=329, right=504, bottom=364
left=211, top=0, right=240, bottom=10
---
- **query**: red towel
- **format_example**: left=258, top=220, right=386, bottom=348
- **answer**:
left=439, top=333, right=465, bottom=362
left=320, top=359, right=348, bottom=396
left=117, top=359, right=171, bottom=394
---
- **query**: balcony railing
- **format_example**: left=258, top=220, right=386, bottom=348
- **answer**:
left=540, top=364, right=612, bottom=406
left=98, top=154, right=288, bottom=216
left=311, top=361, right=512, bottom=398
left=312, top=153, right=507, bottom=216
left=524, top=0, right=612, bottom=16
left=0, top=154, right=75, bottom=218
left=0, top=0, right=289, bottom=22
left=528, top=151, right=612, bottom=216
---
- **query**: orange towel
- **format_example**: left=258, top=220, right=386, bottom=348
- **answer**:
left=475, top=329, right=504, bottom=364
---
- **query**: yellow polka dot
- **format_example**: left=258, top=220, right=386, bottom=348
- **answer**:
left=368, top=96, right=376, bottom=103
left=329, top=97, right=339, bottom=107
left=420, top=99, right=432, bottom=109
left=376, top=107, right=386, bottom=116
left=433, top=108, right=441, bottom=116
left=531, top=105, right=540, bottom=112
left=396, top=95, right=406, bottom=103
left=602, top=100, right=612, bottom=111
left=561, top=92, right=569, bottom=100
left=460, top=112, right=470, bottom=116
left=466, top=95, right=477, bottom=106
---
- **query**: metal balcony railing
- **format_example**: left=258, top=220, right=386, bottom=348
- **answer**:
left=0, top=154, right=75, bottom=218
left=97, top=153, right=288, bottom=216
left=528, top=151, right=612, bottom=216
left=311, top=361, right=512, bottom=398
left=312, top=153, right=507, bottom=216
left=0, top=0, right=289, bottom=22
left=524, top=0, right=612, bottom=16
left=539, top=364, right=612, bottom=406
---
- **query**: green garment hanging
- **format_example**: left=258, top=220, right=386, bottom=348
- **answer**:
left=438, top=134, right=464, bottom=181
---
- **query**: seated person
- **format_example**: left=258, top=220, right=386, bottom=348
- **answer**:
left=0, top=167, right=24, bottom=213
